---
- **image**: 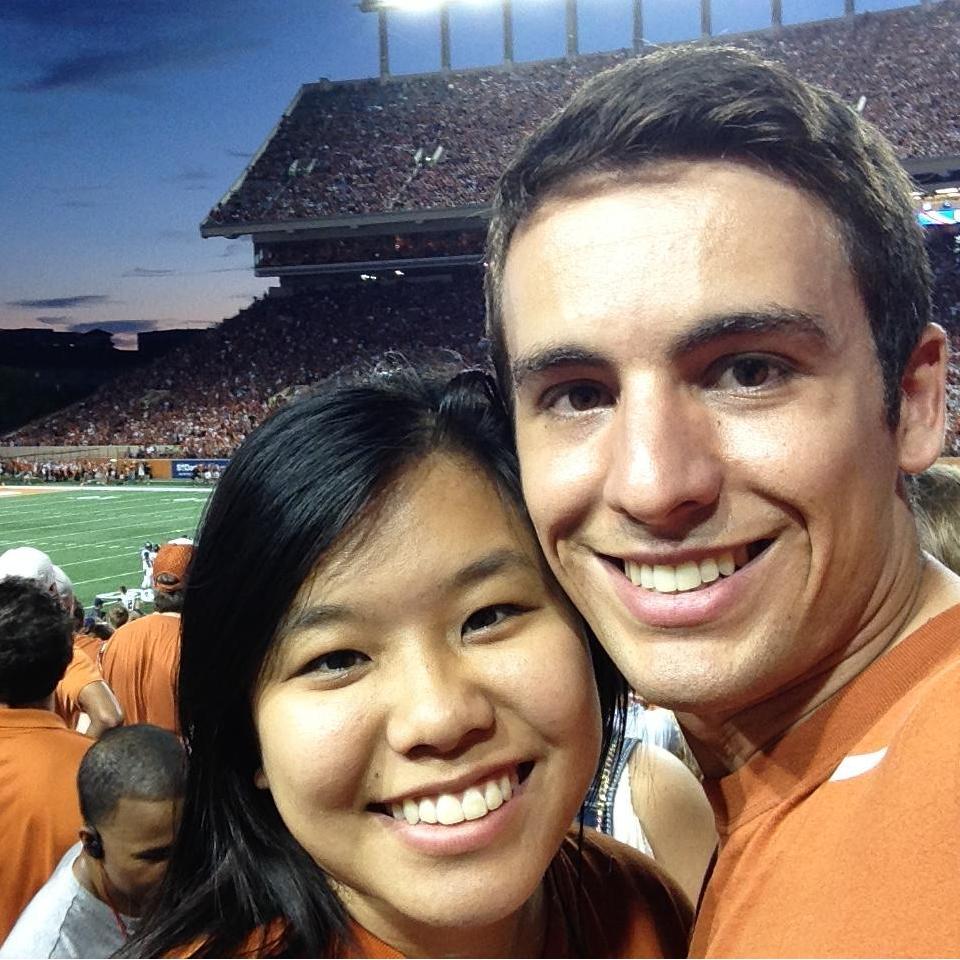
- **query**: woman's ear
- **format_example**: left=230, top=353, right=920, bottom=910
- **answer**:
left=254, top=767, right=269, bottom=790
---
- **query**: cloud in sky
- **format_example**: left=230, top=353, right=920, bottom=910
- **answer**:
left=122, top=267, right=177, bottom=278
left=4, top=0, right=270, bottom=96
left=36, top=315, right=69, bottom=325
left=68, top=318, right=170, bottom=334
left=7, top=295, right=111, bottom=309
left=11, top=39, right=252, bottom=94
left=167, top=167, right=216, bottom=184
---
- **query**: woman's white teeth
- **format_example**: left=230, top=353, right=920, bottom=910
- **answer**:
left=389, top=771, right=520, bottom=827
left=625, top=550, right=742, bottom=593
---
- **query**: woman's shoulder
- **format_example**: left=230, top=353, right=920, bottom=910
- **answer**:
left=546, top=828, right=693, bottom=958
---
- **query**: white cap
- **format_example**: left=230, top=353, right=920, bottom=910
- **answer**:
left=51, top=565, right=74, bottom=610
left=0, top=547, right=57, bottom=594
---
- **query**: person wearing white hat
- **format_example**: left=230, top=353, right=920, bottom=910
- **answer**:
left=0, top=548, right=122, bottom=739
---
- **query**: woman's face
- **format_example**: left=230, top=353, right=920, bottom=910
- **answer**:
left=253, top=454, right=601, bottom=944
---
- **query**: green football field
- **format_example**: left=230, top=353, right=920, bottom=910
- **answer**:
left=0, top=485, right=211, bottom=607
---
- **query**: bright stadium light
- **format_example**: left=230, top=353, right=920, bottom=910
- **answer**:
left=360, top=1, right=502, bottom=10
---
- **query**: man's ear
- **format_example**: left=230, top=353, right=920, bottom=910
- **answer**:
left=898, top=324, right=948, bottom=475
left=254, top=767, right=269, bottom=790
left=79, top=826, right=103, bottom=859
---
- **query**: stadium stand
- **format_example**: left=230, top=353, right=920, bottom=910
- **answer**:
left=3, top=277, right=487, bottom=458
left=3, top=2, right=959, bottom=458
left=206, top=2, right=960, bottom=227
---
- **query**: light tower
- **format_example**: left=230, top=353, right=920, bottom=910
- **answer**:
left=359, top=0, right=523, bottom=76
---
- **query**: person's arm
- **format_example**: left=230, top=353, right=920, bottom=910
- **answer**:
left=629, top=741, right=718, bottom=906
left=78, top=680, right=123, bottom=738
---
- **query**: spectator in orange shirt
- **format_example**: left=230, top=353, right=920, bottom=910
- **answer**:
left=0, top=549, right=122, bottom=738
left=100, top=541, right=193, bottom=734
left=0, top=578, right=91, bottom=942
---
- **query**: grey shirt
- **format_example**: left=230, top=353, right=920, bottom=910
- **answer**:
left=0, top=843, right=133, bottom=959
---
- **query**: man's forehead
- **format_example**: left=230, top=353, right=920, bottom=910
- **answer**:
left=499, top=159, right=859, bottom=364
left=105, top=796, right=179, bottom=836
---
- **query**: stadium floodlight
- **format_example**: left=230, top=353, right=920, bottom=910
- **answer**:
left=360, top=1, right=502, bottom=10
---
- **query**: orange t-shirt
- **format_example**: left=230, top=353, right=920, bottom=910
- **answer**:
left=180, top=829, right=691, bottom=957
left=0, top=708, right=90, bottom=941
left=100, top=613, right=180, bottom=733
left=53, top=647, right=102, bottom=731
left=692, top=603, right=960, bottom=957
left=73, top=631, right=104, bottom=665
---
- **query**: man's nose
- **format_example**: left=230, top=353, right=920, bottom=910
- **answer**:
left=601, top=382, right=722, bottom=534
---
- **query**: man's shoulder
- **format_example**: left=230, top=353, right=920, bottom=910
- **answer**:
left=0, top=845, right=82, bottom=958
left=108, top=612, right=171, bottom=643
left=0, top=710, right=89, bottom=758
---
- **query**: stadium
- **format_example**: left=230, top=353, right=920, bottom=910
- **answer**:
left=4, top=0, right=960, bottom=604
left=3, top=3, right=960, bottom=954
left=1, top=3, right=958, bottom=570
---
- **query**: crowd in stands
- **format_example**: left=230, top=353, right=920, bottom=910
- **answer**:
left=0, top=458, right=148, bottom=484
left=207, top=2, right=960, bottom=226
left=3, top=276, right=487, bottom=458
left=255, top=229, right=484, bottom=268
left=5, top=223, right=960, bottom=456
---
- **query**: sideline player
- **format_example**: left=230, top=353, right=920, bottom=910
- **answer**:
left=486, top=45, right=960, bottom=956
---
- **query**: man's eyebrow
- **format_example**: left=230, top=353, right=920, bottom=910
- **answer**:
left=673, top=308, right=830, bottom=356
left=510, top=347, right=609, bottom=390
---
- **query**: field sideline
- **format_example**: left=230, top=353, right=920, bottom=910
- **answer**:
left=0, top=485, right=210, bottom=606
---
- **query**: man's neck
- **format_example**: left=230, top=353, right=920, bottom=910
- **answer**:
left=678, top=552, right=960, bottom=778
left=73, top=852, right=139, bottom=918
left=0, top=694, right=55, bottom=711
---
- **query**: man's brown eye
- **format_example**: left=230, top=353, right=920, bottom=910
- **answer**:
left=568, top=385, right=604, bottom=410
left=731, top=358, right=771, bottom=387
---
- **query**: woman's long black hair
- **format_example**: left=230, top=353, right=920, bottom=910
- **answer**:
left=123, top=363, right=626, bottom=958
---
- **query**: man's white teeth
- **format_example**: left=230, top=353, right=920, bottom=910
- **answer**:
left=388, top=771, right=520, bottom=827
left=625, top=549, right=743, bottom=594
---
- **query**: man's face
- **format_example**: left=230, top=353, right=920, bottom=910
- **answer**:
left=501, top=160, right=936, bottom=718
left=97, top=796, right=180, bottom=913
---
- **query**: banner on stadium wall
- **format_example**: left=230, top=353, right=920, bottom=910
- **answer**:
left=919, top=209, right=960, bottom=226
left=170, top=459, right=230, bottom=480
left=147, top=458, right=172, bottom=480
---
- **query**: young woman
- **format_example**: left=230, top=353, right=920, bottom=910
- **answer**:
left=124, top=367, right=691, bottom=958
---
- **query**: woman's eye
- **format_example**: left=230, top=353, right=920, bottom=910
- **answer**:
left=301, top=649, right=369, bottom=677
left=709, top=355, right=793, bottom=391
left=542, top=382, right=613, bottom=415
left=461, top=604, right=527, bottom=636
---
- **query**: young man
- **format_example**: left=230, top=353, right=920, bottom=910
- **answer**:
left=100, top=540, right=194, bottom=733
left=0, top=548, right=121, bottom=738
left=486, top=46, right=960, bottom=956
left=0, top=725, right=185, bottom=958
left=0, top=579, right=91, bottom=943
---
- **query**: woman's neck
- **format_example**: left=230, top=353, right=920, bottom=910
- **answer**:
left=343, top=882, right=547, bottom=958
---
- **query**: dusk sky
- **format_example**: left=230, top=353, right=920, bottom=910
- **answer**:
left=1, top=0, right=917, bottom=348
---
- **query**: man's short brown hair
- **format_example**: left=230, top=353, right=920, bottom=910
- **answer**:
left=485, top=44, right=930, bottom=426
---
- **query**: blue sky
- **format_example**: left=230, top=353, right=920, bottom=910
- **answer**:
left=0, top=0, right=916, bottom=347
